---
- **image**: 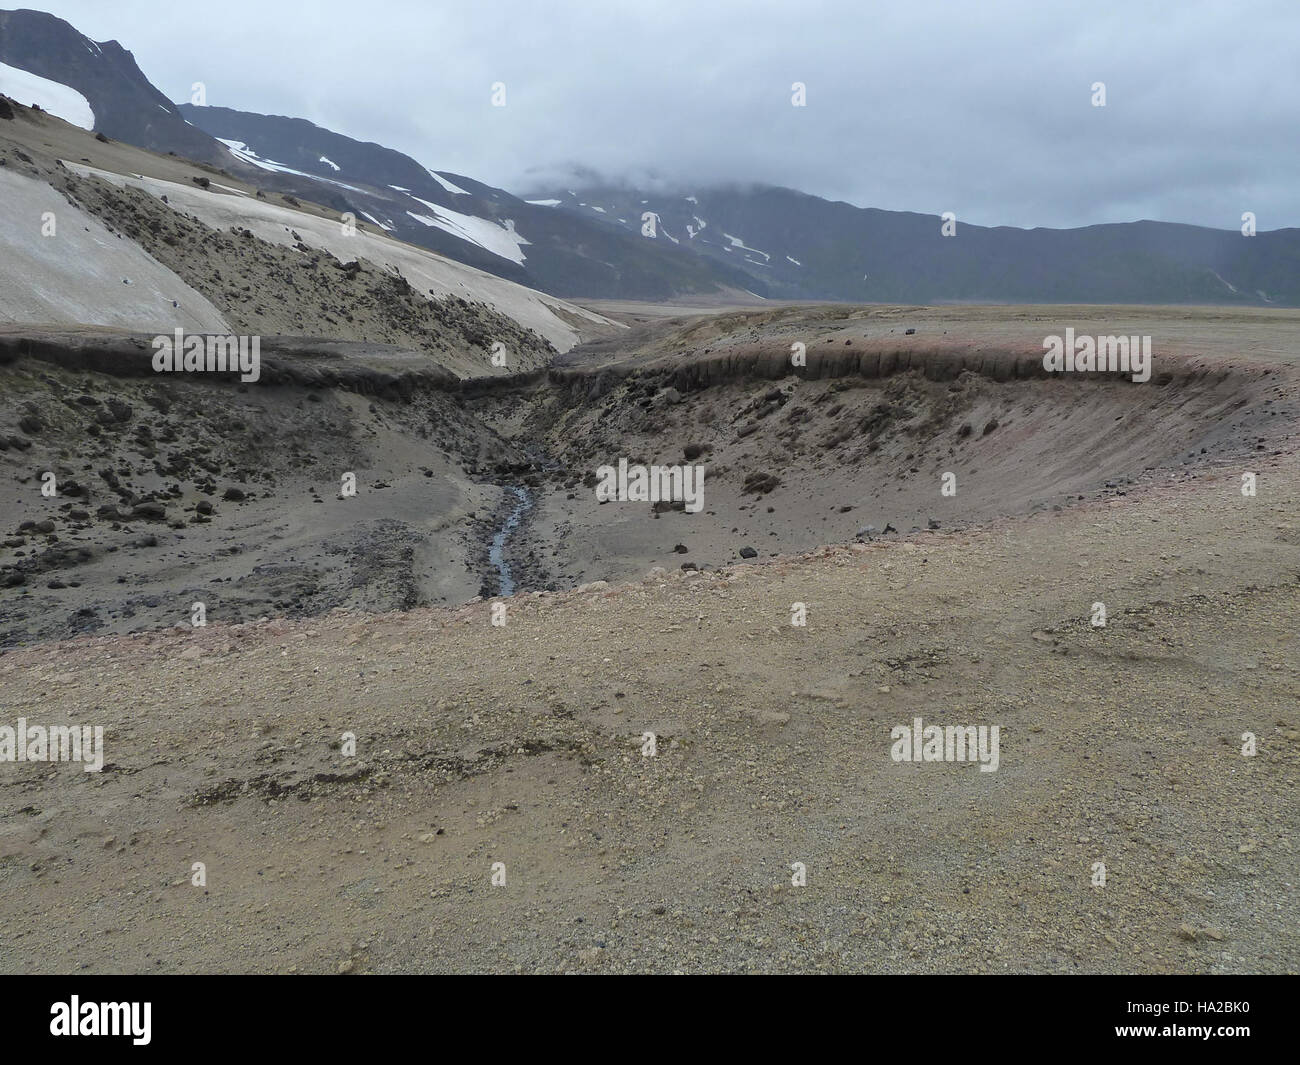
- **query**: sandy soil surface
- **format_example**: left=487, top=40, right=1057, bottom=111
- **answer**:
left=561, top=302, right=1300, bottom=371
left=496, top=305, right=1300, bottom=591
left=0, top=303, right=1296, bottom=973
left=0, top=447, right=1295, bottom=974
left=0, top=166, right=230, bottom=331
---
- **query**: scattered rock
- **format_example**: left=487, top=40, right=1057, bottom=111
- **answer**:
left=130, top=502, right=167, bottom=522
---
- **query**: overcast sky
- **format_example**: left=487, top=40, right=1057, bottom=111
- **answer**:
left=27, top=0, right=1300, bottom=230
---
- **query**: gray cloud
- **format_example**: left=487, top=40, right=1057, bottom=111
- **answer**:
left=33, top=0, right=1300, bottom=229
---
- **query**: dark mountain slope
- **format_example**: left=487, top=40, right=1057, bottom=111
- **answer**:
left=0, top=7, right=224, bottom=163
left=178, top=104, right=767, bottom=300
left=529, top=183, right=1300, bottom=306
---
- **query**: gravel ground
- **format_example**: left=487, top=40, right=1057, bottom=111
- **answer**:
left=1, top=448, right=1295, bottom=973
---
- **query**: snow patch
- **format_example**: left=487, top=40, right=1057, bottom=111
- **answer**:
left=0, top=62, right=95, bottom=130
left=723, top=232, right=771, bottom=261
left=1209, top=269, right=1237, bottom=294
left=428, top=171, right=470, bottom=196
left=406, top=196, right=530, bottom=265
left=216, top=139, right=365, bottom=191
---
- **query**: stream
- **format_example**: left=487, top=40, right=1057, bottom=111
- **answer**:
left=487, top=485, right=533, bottom=597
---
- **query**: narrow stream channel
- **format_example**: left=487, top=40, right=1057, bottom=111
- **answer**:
left=488, top=485, right=533, bottom=597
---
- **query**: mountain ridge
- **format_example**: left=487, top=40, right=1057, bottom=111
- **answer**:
left=2, top=5, right=1299, bottom=305
left=524, top=182, right=1300, bottom=305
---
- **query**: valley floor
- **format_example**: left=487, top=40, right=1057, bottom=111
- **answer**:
left=1, top=432, right=1297, bottom=973
left=0, top=306, right=1297, bottom=973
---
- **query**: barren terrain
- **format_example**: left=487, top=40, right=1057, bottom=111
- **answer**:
left=1, top=306, right=1297, bottom=974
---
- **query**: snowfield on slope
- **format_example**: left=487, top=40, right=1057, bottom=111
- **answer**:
left=406, top=195, right=530, bottom=265
left=0, top=167, right=230, bottom=331
left=723, top=232, right=771, bottom=261
left=0, top=62, right=94, bottom=129
left=63, top=163, right=618, bottom=351
left=427, top=170, right=470, bottom=196
left=215, top=138, right=365, bottom=191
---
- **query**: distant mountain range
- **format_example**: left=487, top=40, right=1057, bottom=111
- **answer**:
left=172, top=103, right=761, bottom=300
left=524, top=185, right=1300, bottom=306
left=2, top=6, right=1298, bottom=306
